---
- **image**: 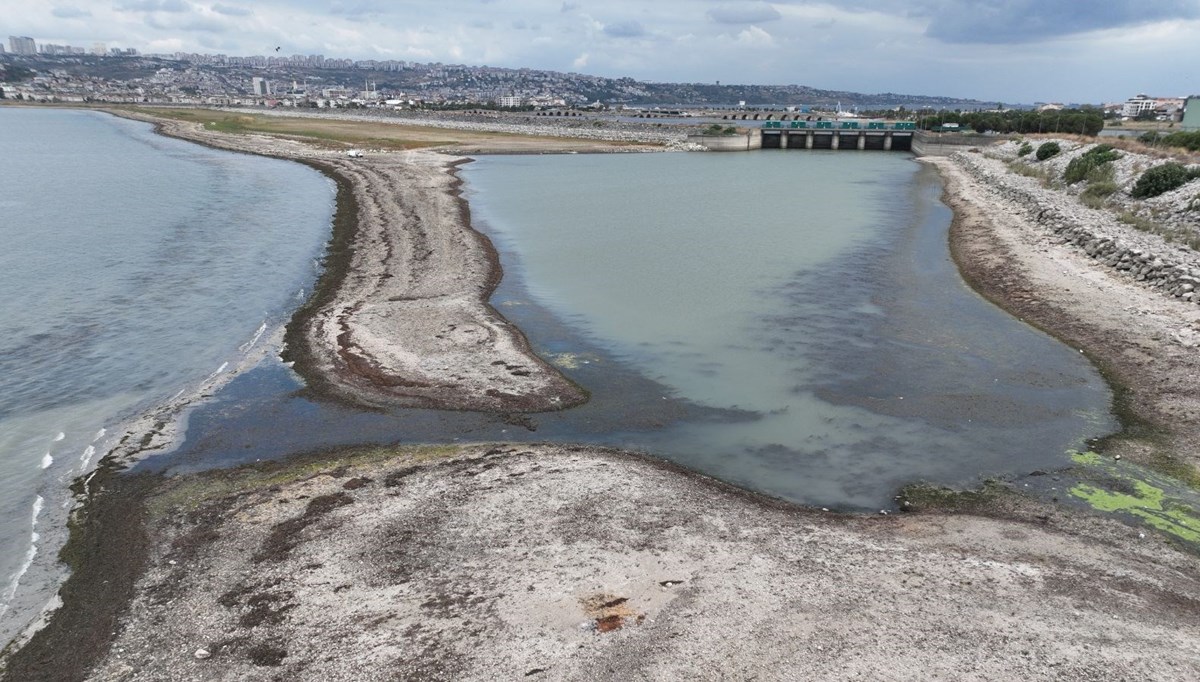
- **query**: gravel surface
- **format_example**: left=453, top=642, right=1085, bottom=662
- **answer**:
left=110, top=111, right=588, bottom=412
left=992, top=138, right=1200, bottom=245
left=77, top=445, right=1200, bottom=682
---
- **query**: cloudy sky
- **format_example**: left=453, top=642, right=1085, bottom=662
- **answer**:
left=6, top=0, right=1199, bottom=103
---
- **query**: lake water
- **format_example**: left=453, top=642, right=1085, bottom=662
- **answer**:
left=464, top=152, right=1116, bottom=503
left=0, top=108, right=334, bottom=644
left=147, top=150, right=1115, bottom=513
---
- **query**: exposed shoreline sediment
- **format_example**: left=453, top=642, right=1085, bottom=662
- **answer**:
left=109, top=109, right=588, bottom=413
left=926, top=152, right=1200, bottom=478
left=10, top=444, right=1200, bottom=681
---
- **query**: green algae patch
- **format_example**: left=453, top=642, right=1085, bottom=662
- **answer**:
left=1068, top=451, right=1200, bottom=545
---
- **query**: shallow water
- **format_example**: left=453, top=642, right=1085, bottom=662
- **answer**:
left=0, top=108, right=334, bottom=643
left=464, top=152, right=1115, bottom=505
left=149, top=150, right=1115, bottom=514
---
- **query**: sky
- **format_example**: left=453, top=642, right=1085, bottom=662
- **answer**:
left=5, top=0, right=1200, bottom=104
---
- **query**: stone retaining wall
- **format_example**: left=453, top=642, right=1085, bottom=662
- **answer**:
left=955, top=152, right=1200, bottom=305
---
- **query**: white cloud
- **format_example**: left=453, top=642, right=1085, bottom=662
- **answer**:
left=7, top=0, right=1199, bottom=103
left=602, top=20, right=646, bottom=38
left=735, top=25, right=775, bottom=47
left=708, top=2, right=781, bottom=25
left=211, top=3, right=252, bottom=16
left=115, top=0, right=190, bottom=12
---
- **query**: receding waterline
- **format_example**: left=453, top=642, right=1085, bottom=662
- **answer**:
left=464, top=151, right=1117, bottom=506
left=154, top=149, right=1116, bottom=517
left=0, top=107, right=334, bottom=645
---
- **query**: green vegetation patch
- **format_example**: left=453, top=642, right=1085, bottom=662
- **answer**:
left=1035, top=141, right=1061, bottom=161
left=1063, top=144, right=1120, bottom=185
left=918, top=108, right=1103, bottom=136
left=1008, top=159, right=1056, bottom=187
left=1017, top=142, right=1033, bottom=157
left=896, top=480, right=1016, bottom=513
left=130, top=107, right=460, bottom=149
left=1082, top=180, right=1118, bottom=199
left=1140, top=130, right=1200, bottom=152
left=146, top=444, right=462, bottom=518
left=1131, top=162, right=1200, bottom=199
left=1069, top=451, right=1200, bottom=545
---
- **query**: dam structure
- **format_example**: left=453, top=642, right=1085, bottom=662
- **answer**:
left=690, top=121, right=920, bottom=153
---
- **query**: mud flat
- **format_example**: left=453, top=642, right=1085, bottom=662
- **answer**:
left=6, top=444, right=1200, bottom=681
left=110, top=111, right=588, bottom=412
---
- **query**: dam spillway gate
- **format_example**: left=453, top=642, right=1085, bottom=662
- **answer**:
left=688, top=122, right=917, bottom=152
left=758, top=128, right=913, bottom=152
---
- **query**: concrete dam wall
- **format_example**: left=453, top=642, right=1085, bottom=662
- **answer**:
left=688, top=129, right=979, bottom=156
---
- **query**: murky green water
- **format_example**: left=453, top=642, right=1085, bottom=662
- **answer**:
left=152, top=149, right=1115, bottom=515
left=463, top=151, right=1116, bottom=507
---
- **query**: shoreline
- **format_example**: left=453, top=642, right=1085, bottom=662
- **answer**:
left=8, top=444, right=1200, bottom=680
left=5, top=112, right=1200, bottom=678
left=926, top=152, right=1200, bottom=482
left=108, top=108, right=589, bottom=414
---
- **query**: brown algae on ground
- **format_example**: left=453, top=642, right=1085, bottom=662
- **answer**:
left=145, top=444, right=462, bottom=518
left=1069, top=451, right=1200, bottom=544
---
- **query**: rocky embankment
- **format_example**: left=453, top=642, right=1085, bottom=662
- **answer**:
left=956, top=149, right=1200, bottom=309
left=220, top=106, right=696, bottom=147
left=930, top=150, right=1200, bottom=477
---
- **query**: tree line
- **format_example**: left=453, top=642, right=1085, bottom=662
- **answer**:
left=913, top=108, right=1105, bottom=136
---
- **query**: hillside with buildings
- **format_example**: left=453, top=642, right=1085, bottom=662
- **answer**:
left=3, top=37, right=992, bottom=110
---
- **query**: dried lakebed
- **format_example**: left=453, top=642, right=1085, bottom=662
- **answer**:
left=9, top=445, right=1200, bottom=681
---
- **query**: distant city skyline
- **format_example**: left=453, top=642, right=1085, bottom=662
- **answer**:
left=4, top=0, right=1199, bottom=104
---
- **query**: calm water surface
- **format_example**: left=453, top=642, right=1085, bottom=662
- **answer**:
left=464, top=152, right=1115, bottom=502
left=0, top=108, right=334, bottom=643
left=151, top=151, right=1115, bottom=513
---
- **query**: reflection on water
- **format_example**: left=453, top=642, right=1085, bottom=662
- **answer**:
left=148, top=150, right=1115, bottom=512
